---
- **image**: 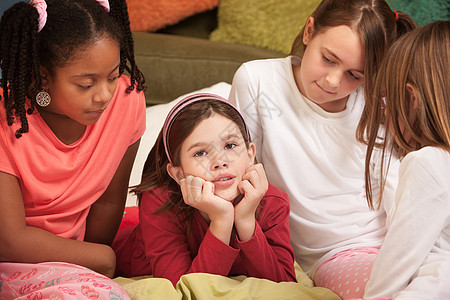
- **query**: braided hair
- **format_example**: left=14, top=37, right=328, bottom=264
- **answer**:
left=0, top=0, right=145, bottom=138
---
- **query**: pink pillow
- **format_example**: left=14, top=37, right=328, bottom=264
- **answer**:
left=126, top=0, right=220, bottom=32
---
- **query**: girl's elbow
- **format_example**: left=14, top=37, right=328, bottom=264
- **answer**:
left=0, top=231, right=25, bottom=262
left=91, top=245, right=117, bottom=278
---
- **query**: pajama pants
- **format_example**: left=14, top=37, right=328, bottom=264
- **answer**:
left=0, top=262, right=129, bottom=300
left=313, top=247, right=382, bottom=300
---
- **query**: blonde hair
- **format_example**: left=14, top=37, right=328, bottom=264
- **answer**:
left=365, top=21, right=450, bottom=209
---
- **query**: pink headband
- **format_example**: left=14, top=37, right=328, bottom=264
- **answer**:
left=162, top=93, right=250, bottom=163
left=29, top=0, right=110, bottom=32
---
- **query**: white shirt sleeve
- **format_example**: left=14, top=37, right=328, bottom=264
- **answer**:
left=364, top=147, right=450, bottom=299
left=228, top=63, right=264, bottom=160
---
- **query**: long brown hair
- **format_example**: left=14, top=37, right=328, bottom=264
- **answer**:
left=364, top=21, right=450, bottom=209
left=132, top=99, right=252, bottom=228
left=291, top=0, right=417, bottom=142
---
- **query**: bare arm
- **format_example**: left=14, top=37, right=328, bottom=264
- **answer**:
left=0, top=171, right=116, bottom=277
left=84, top=139, right=140, bottom=245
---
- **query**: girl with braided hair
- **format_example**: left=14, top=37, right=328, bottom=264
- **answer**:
left=0, top=0, right=145, bottom=298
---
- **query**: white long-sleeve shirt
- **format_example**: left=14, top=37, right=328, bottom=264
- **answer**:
left=364, top=146, right=450, bottom=299
left=229, top=56, right=398, bottom=276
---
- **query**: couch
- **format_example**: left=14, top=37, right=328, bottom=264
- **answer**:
left=132, top=8, right=284, bottom=106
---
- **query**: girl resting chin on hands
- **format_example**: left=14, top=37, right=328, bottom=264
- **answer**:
left=112, top=93, right=297, bottom=286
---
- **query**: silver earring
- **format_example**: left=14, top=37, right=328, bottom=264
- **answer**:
left=36, top=91, right=51, bottom=107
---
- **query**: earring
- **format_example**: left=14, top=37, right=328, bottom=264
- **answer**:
left=36, top=91, right=51, bottom=107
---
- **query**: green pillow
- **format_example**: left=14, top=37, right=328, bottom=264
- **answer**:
left=210, top=0, right=321, bottom=54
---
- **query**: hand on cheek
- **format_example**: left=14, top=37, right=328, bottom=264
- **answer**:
left=180, top=175, right=235, bottom=245
left=180, top=176, right=234, bottom=223
left=235, top=163, right=268, bottom=241
left=180, top=175, right=204, bottom=204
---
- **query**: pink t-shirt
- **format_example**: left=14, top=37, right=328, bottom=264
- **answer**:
left=0, top=76, right=146, bottom=240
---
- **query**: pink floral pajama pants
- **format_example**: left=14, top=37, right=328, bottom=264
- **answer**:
left=0, top=262, right=129, bottom=299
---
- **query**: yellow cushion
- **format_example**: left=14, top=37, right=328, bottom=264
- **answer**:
left=210, top=0, right=321, bottom=54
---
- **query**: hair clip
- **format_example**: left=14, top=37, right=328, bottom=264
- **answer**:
left=29, top=0, right=47, bottom=32
left=393, top=10, right=399, bottom=21
left=29, top=0, right=110, bottom=32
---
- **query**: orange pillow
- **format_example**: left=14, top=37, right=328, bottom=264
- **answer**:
left=126, top=0, right=219, bottom=32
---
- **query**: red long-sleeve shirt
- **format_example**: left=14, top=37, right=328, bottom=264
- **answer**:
left=113, top=183, right=296, bottom=286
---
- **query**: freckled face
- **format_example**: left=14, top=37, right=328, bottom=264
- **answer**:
left=176, top=114, right=255, bottom=201
left=43, top=36, right=121, bottom=125
left=295, top=22, right=365, bottom=112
